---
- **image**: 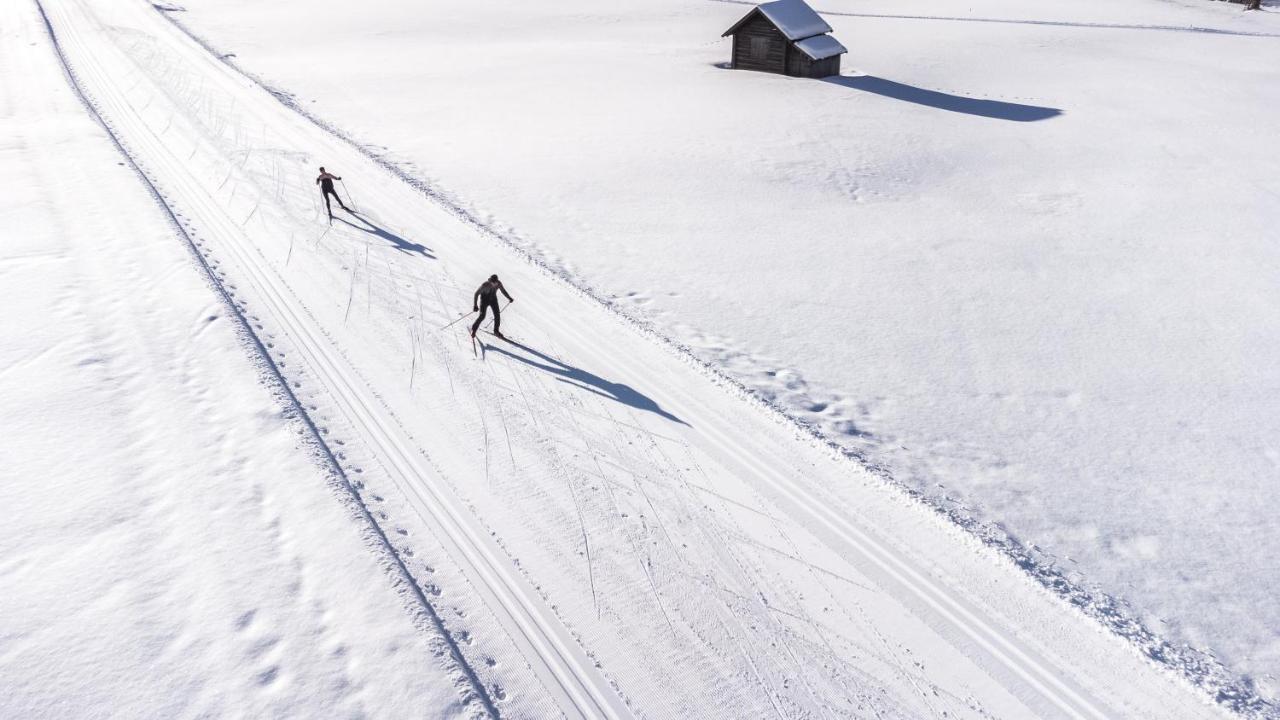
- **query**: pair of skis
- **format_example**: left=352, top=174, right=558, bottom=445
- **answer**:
left=442, top=301, right=514, bottom=358
left=471, top=329, right=512, bottom=358
left=327, top=206, right=358, bottom=225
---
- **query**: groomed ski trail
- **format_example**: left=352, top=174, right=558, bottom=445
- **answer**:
left=34, top=0, right=1243, bottom=717
left=35, top=1, right=626, bottom=718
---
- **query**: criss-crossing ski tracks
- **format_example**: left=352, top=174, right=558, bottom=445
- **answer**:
left=35, top=0, right=1238, bottom=717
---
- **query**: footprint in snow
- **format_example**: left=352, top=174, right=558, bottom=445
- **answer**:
left=256, top=666, right=280, bottom=686
left=234, top=609, right=257, bottom=631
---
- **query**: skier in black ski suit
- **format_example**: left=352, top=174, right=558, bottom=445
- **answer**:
left=315, top=167, right=350, bottom=219
left=471, top=275, right=514, bottom=339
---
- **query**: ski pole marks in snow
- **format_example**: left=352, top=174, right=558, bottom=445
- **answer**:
left=487, top=338, right=687, bottom=425
left=30, top=2, right=502, bottom=716
left=334, top=214, right=435, bottom=258
left=32, top=0, right=1259, bottom=716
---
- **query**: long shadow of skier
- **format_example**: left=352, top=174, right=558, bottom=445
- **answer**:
left=336, top=214, right=435, bottom=258
left=487, top=338, right=688, bottom=426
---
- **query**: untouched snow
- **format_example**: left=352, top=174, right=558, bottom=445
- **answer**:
left=8, top=0, right=1255, bottom=716
left=754, top=0, right=834, bottom=40
left=0, top=4, right=472, bottom=717
left=160, top=0, right=1280, bottom=707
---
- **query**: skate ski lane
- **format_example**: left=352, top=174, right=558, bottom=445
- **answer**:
left=34, top=0, right=1238, bottom=717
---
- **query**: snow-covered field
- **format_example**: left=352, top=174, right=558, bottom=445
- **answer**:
left=3, top=0, right=1277, bottom=716
left=158, top=0, right=1280, bottom=708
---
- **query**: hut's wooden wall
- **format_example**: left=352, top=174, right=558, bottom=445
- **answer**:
left=788, top=54, right=840, bottom=79
left=731, top=13, right=788, bottom=73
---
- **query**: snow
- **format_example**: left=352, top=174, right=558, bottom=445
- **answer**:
left=754, top=0, right=833, bottom=41
left=157, top=0, right=1280, bottom=710
left=794, top=33, right=847, bottom=60
left=5, top=0, right=1279, bottom=716
left=0, top=3, right=473, bottom=717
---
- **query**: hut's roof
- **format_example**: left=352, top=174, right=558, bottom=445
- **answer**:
left=722, top=0, right=832, bottom=41
left=758, top=0, right=831, bottom=40
left=794, top=33, right=847, bottom=60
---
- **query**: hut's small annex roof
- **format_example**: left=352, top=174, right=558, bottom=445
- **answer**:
left=793, top=33, right=846, bottom=60
left=721, top=0, right=832, bottom=41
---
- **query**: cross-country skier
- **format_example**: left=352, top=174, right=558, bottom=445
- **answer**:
left=315, top=167, right=350, bottom=220
left=470, top=275, right=514, bottom=339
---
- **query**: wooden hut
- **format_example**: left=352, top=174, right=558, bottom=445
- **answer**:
left=722, top=0, right=847, bottom=79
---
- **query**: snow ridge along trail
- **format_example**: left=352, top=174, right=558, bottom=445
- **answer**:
left=36, top=0, right=1240, bottom=717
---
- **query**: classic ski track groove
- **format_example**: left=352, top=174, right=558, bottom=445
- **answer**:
left=25, top=7, right=503, bottom=716
left=528, top=309, right=1112, bottom=720
left=32, top=0, right=1237, bottom=718
left=152, top=6, right=1276, bottom=716
left=36, top=1, right=628, bottom=718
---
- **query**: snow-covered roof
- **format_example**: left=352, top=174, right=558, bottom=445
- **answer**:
left=756, top=0, right=832, bottom=41
left=793, top=33, right=846, bottom=60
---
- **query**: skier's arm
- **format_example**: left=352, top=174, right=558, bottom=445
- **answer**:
left=500, top=283, right=513, bottom=303
left=472, top=288, right=481, bottom=311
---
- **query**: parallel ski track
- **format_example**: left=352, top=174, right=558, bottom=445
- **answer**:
left=36, top=1, right=630, bottom=718
left=34, top=0, right=1241, bottom=718
left=153, top=6, right=1276, bottom=717
left=500, top=284, right=1116, bottom=716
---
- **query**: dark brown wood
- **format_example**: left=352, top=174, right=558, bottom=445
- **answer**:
left=730, top=12, right=789, bottom=74
left=725, top=7, right=844, bottom=78
left=809, top=55, right=840, bottom=78
left=784, top=52, right=839, bottom=79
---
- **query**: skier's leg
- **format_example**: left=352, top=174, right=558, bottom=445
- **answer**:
left=324, top=187, right=347, bottom=211
left=322, top=191, right=333, bottom=218
left=470, top=305, right=488, bottom=337
left=491, top=303, right=502, bottom=337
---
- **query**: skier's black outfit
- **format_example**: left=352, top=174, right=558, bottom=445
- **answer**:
left=315, top=168, right=349, bottom=218
left=471, top=276, right=514, bottom=338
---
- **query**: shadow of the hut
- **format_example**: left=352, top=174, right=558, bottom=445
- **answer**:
left=823, top=74, right=1062, bottom=122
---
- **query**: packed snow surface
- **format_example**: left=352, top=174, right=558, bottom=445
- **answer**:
left=0, top=4, right=470, bottom=717
left=4, top=0, right=1277, bottom=716
left=163, top=0, right=1280, bottom=707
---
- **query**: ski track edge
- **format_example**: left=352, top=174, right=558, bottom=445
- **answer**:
left=32, top=2, right=499, bottom=716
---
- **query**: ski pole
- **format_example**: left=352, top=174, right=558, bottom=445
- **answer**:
left=440, top=310, right=476, bottom=330
left=339, top=178, right=358, bottom=212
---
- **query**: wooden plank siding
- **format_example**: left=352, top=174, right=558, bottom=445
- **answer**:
left=730, top=10, right=842, bottom=78
left=731, top=13, right=788, bottom=74
left=795, top=54, right=840, bottom=79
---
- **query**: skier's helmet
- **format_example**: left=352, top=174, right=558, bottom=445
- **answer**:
left=489, top=274, right=499, bottom=282
left=319, top=166, right=326, bottom=173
